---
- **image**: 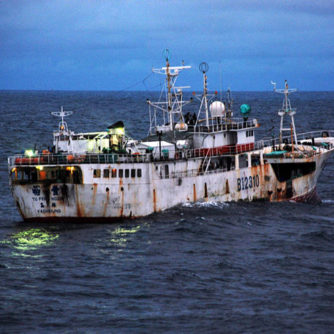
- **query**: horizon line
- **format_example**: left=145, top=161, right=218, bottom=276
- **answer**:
left=1, top=89, right=334, bottom=93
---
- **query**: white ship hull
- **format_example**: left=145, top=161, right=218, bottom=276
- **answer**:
left=9, top=148, right=332, bottom=222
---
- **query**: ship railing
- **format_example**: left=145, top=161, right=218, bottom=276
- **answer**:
left=182, top=143, right=255, bottom=159
left=8, top=152, right=151, bottom=167
left=8, top=130, right=334, bottom=167
left=194, top=118, right=257, bottom=133
left=8, top=143, right=256, bottom=167
left=254, top=130, right=334, bottom=151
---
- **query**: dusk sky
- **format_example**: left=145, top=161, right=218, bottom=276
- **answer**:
left=1, top=0, right=333, bottom=91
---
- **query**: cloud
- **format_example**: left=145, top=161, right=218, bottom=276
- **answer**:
left=0, top=0, right=333, bottom=90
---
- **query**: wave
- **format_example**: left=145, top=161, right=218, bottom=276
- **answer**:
left=322, top=199, right=334, bottom=204
left=182, top=200, right=229, bottom=209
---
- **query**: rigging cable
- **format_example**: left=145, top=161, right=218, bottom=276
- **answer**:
left=119, top=72, right=153, bottom=92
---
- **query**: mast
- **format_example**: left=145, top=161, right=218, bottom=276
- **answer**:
left=51, top=106, right=73, bottom=153
left=195, top=62, right=210, bottom=126
left=201, top=62, right=209, bottom=126
left=166, top=54, right=172, bottom=131
left=226, top=88, right=233, bottom=119
left=271, top=80, right=297, bottom=147
left=147, top=49, right=191, bottom=135
left=51, top=106, right=73, bottom=133
left=194, top=62, right=218, bottom=128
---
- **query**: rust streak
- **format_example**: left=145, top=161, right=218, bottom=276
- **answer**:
left=75, top=185, right=83, bottom=217
left=77, top=202, right=83, bottom=217
left=119, top=178, right=123, bottom=191
left=119, top=178, right=124, bottom=217
left=153, top=189, right=157, bottom=212
left=92, top=183, right=97, bottom=206
left=193, top=184, right=197, bottom=202
left=225, top=179, right=230, bottom=194
left=103, top=189, right=110, bottom=217
left=120, top=188, right=124, bottom=217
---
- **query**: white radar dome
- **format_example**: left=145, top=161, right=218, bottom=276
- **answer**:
left=210, top=101, right=225, bottom=117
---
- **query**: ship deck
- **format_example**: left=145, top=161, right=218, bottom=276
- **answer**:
left=8, top=130, right=334, bottom=167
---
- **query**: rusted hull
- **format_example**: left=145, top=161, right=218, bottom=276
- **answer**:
left=291, top=186, right=320, bottom=204
left=9, top=149, right=331, bottom=222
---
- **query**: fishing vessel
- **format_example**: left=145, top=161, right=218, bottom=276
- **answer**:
left=8, top=52, right=334, bottom=221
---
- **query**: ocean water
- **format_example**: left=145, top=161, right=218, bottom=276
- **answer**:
left=1, top=91, right=334, bottom=333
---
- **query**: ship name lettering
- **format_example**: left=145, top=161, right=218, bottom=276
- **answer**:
left=37, top=209, right=61, bottom=214
left=32, top=196, right=46, bottom=201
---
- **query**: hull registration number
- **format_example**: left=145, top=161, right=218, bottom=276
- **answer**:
left=237, top=175, right=259, bottom=191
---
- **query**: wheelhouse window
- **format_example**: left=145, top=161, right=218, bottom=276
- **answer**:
left=10, top=166, right=83, bottom=185
left=246, top=130, right=254, bottom=137
left=125, top=169, right=129, bottom=178
left=103, top=169, right=109, bottom=178
left=93, top=169, right=101, bottom=178
left=131, top=169, right=136, bottom=178
left=137, top=169, right=142, bottom=177
left=119, top=169, right=123, bottom=178
left=165, top=165, right=169, bottom=178
left=112, top=168, right=117, bottom=178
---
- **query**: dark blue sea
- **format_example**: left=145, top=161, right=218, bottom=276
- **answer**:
left=1, top=90, right=334, bottom=333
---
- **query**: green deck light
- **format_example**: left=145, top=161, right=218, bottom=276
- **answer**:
left=25, top=149, right=35, bottom=157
